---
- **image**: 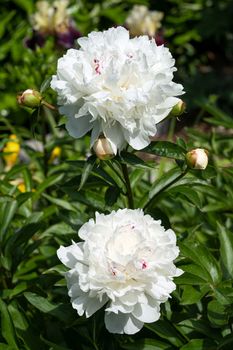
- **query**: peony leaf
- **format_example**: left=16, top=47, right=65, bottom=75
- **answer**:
left=0, top=199, right=18, bottom=242
left=78, top=155, right=96, bottom=191
left=24, top=292, right=75, bottom=324
left=40, top=76, right=52, bottom=94
left=180, top=339, right=216, bottom=349
left=179, top=242, right=222, bottom=284
left=207, top=300, right=228, bottom=327
left=142, top=141, right=186, bottom=160
left=121, top=338, right=172, bottom=349
left=217, top=222, right=233, bottom=278
left=146, top=320, right=185, bottom=347
left=0, top=299, right=19, bottom=349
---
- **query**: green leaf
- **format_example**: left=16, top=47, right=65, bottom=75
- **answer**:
left=143, top=141, right=186, bottom=160
left=8, top=301, right=45, bottom=350
left=207, top=300, right=228, bottom=327
left=146, top=320, right=185, bottom=347
left=143, top=167, right=185, bottom=209
left=168, top=185, right=202, bottom=208
left=0, top=199, right=18, bottom=241
left=42, top=193, right=77, bottom=212
left=121, top=338, right=173, bottom=350
left=105, top=186, right=120, bottom=206
left=78, top=155, right=96, bottom=191
left=217, top=222, right=233, bottom=278
left=5, top=222, right=42, bottom=258
left=119, top=151, right=149, bottom=168
left=40, top=336, right=71, bottom=350
left=40, top=76, right=52, bottom=94
left=0, top=299, right=19, bottom=349
left=175, top=272, right=207, bottom=285
left=180, top=242, right=222, bottom=285
left=180, top=339, right=216, bottom=350
left=181, top=285, right=209, bottom=305
left=218, top=334, right=233, bottom=349
left=34, top=173, right=64, bottom=197
left=24, top=292, right=74, bottom=323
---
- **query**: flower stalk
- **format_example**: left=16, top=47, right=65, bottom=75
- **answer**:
left=121, top=163, right=134, bottom=209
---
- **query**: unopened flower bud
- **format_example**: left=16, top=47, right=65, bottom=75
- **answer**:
left=17, top=89, right=42, bottom=108
left=186, top=148, right=208, bottom=170
left=93, top=137, right=115, bottom=160
left=170, top=99, right=186, bottom=116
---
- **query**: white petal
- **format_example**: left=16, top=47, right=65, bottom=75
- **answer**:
left=132, top=302, right=160, bottom=323
left=103, top=123, right=125, bottom=154
left=105, top=312, right=144, bottom=334
left=124, top=129, right=150, bottom=150
left=57, top=244, right=84, bottom=268
left=66, top=115, right=93, bottom=138
left=85, top=295, right=108, bottom=318
left=71, top=295, right=88, bottom=316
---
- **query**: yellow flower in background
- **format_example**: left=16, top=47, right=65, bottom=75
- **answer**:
left=3, top=134, right=20, bottom=170
left=125, top=5, right=164, bottom=37
left=17, top=182, right=26, bottom=193
left=49, top=146, right=61, bottom=163
left=31, top=0, right=70, bottom=35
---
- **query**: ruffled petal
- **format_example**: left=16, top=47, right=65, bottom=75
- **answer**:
left=105, top=312, right=144, bottom=334
left=66, top=114, right=93, bottom=138
left=57, top=244, right=84, bottom=268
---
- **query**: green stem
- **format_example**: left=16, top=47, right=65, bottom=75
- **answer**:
left=121, top=163, right=134, bottom=209
left=41, top=106, right=48, bottom=177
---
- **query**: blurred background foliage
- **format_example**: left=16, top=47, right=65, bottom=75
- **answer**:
left=1, top=0, right=233, bottom=349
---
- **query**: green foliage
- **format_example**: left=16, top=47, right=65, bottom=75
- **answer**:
left=1, top=0, right=233, bottom=349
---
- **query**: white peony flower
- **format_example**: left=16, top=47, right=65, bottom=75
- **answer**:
left=51, top=26, right=184, bottom=154
left=57, top=209, right=182, bottom=334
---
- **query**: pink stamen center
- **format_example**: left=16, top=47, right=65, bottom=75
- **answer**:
left=142, top=260, right=147, bottom=269
left=94, top=59, right=101, bottom=75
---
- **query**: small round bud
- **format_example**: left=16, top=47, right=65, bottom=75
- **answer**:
left=186, top=148, right=208, bottom=170
left=170, top=99, right=186, bottom=116
left=93, top=137, right=115, bottom=160
left=17, top=89, right=42, bottom=108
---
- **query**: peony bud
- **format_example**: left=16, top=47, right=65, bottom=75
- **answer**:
left=93, top=137, right=115, bottom=160
left=186, top=148, right=208, bottom=170
left=170, top=99, right=186, bottom=117
left=17, top=89, right=42, bottom=108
